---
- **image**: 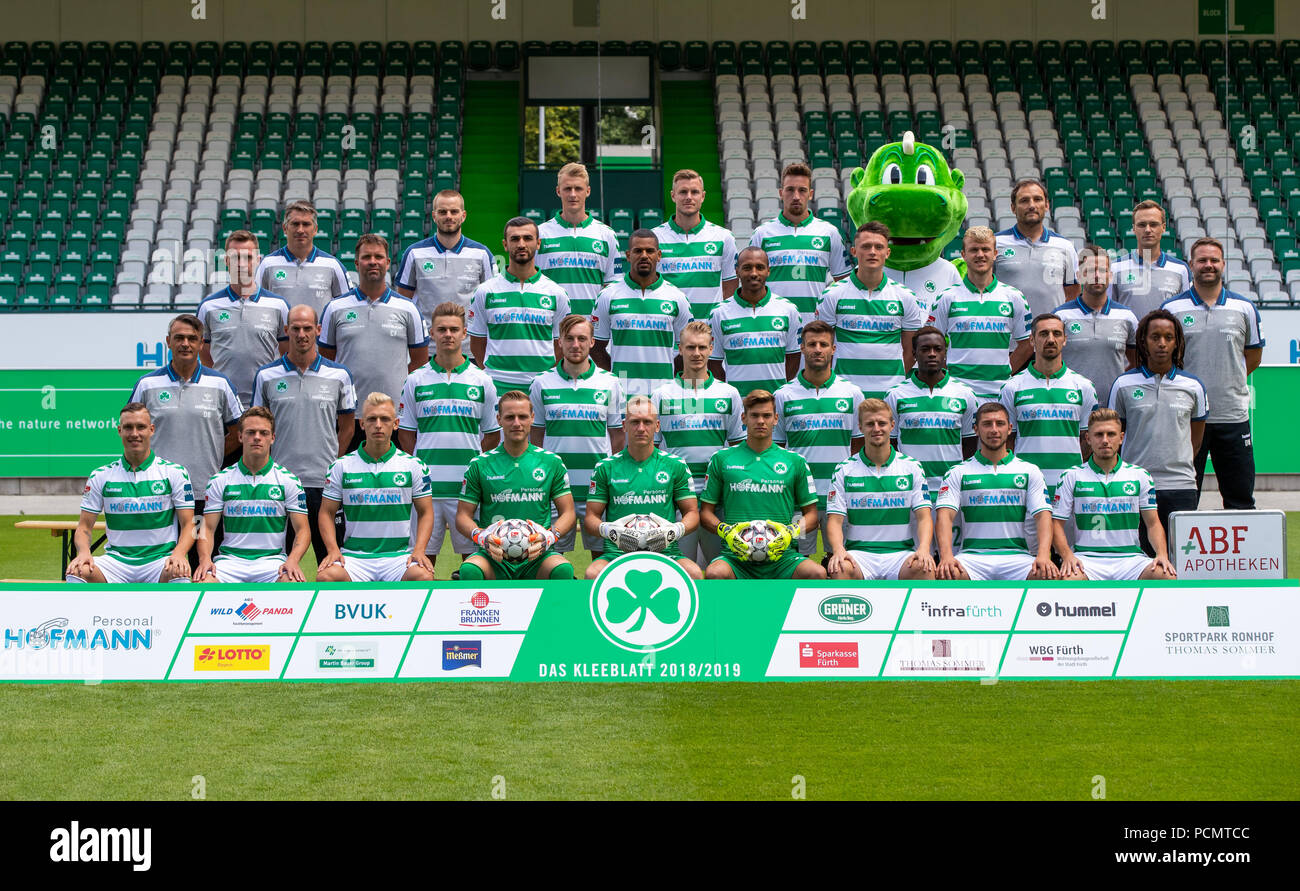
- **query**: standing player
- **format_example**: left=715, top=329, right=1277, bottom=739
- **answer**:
left=591, top=229, right=692, bottom=396
left=254, top=200, right=351, bottom=319
left=816, top=221, right=927, bottom=398
left=654, top=168, right=738, bottom=320
left=67, top=403, right=194, bottom=584
left=884, top=326, right=979, bottom=501
left=536, top=162, right=620, bottom=318
left=651, top=320, right=745, bottom=567
left=197, top=230, right=290, bottom=411
left=708, top=247, right=801, bottom=397
left=935, top=402, right=1058, bottom=581
left=252, top=304, right=356, bottom=564
left=825, top=399, right=935, bottom=581
left=316, top=393, right=435, bottom=583
left=1110, top=200, right=1190, bottom=321
left=530, top=315, right=625, bottom=557
left=397, top=302, right=500, bottom=572
left=584, top=396, right=702, bottom=580
left=998, top=314, right=1099, bottom=497
left=700, top=390, right=827, bottom=580
left=928, top=227, right=1033, bottom=402
left=194, top=407, right=310, bottom=584
left=469, top=216, right=571, bottom=394
left=773, top=321, right=865, bottom=555
left=994, top=178, right=1080, bottom=320
left=1055, top=244, right=1138, bottom=405
left=394, top=189, right=496, bottom=329
left=456, top=391, right=576, bottom=581
left=1109, top=309, right=1207, bottom=550
left=750, top=161, right=850, bottom=328
left=1053, top=408, right=1176, bottom=581
left=1162, top=238, right=1263, bottom=509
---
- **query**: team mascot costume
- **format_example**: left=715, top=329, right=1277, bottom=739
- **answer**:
left=845, top=131, right=969, bottom=301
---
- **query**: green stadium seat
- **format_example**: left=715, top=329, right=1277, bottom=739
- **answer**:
left=467, top=40, right=491, bottom=70
left=496, top=41, right=519, bottom=71
left=637, top=208, right=664, bottom=229
left=0, top=275, right=17, bottom=309
left=684, top=41, right=709, bottom=71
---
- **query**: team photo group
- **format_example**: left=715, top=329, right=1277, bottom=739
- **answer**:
left=67, top=155, right=1263, bottom=586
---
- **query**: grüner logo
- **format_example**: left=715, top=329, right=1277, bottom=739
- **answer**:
left=592, top=240, right=606, bottom=254
left=590, top=552, right=698, bottom=653
left=997, top=303, right=1010, bottom=316
left=1206, top=605, right=1230, bottom=628
left=819, top=594, right=872, bottom=624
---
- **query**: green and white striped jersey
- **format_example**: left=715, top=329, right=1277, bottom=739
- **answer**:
left=773, top=372, right=865, bottom=505
left=827, top=448, right=930, bottom=554
left=936, top=452, right=1050, bottom=555
left=398, top=358, right=500, bottom=499
left=653, top=217, right=738, bottom=320
left=204, top=460, right=307, bottom=560
left=651, top=375, right=745, bottom=489
left=588, top=448, right=695, bottom=522
left=323, top=444, right=432, bottom=558
left=816, top=273, right=927, bottom=397
left=701, top=442, right=819, bottom=523
left=749, top=213, right=850, bottom=325
left=927, top=276, right=1032, bottom=401
left=1052, top=458, right=1155, bottom=557
left=709, top=289, right=801, bottom=397
left=529, top=362, right=624, bottom=504
left=998, top=364, right=1098, bottom=494
left=80, top=452, right=193, bottom=565
left=884, top=372, right=979, bottom=500
left=459, top=443, right=572, bottom=529
left=467, top=269, right=571, bottom=390
left=592, top=274, right=692, bottom=395
left=536, top=213, right=620, bottom=318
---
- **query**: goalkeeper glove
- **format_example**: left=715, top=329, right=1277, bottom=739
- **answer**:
left=765, top=521, right=797, bottom=561
left=717, top=521, right=752, bottom=560
left=525, top=519, right=558, bottom=549
left=471, top=521, right=501, bottom=548
left=600, top=521, right=642, bottom=553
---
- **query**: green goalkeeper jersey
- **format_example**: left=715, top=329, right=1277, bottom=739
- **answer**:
left=458, top=443, right=572, bottom=528
left=700, top=441, right=818, bottom=523
left=588, top=448, right=695, bottom=524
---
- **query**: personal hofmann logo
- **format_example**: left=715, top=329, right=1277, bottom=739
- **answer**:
left=590, top=552, right=699, bottom=653
left=819, top=594, right=871, bottom=624
left=193, top=645, right=270, bottom=671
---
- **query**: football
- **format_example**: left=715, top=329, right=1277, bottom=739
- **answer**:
left=738, top=521, right=775, bottom=563
left=627, top=514, right=662, bottom=539
left=496, top=519, right=536, bottom=562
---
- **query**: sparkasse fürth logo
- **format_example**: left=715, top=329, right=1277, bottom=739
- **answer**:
left=590, top=552, right=698, bottom=653
left=49, top=822, right=151, bottom=872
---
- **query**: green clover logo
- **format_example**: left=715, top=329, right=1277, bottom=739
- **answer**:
left=715, top=399, right=728, bottom=413
left=218, top=311, right=230, bottom=322
left=1066, top=390, right=1080, bottom=403
left=661, top=300, right=675, bottom=314
left=466, top=386, right=480, bottom=400
left=895, top=476, right=908, bottom=490
left=835, top=399, right=850, bottom=412
left=1002, top=248, right=1015, bottom=257
left=422, top=261, right=434, bottom=271
left=655, top=470, right=670, bottom=483
left=158, top=391, right=171, bottom=402
left=268, top=485, right=283, bottom=500
left=345, top=310, right=358, bottom=322
left=1069, top=322, right=1082, bottom=333
left=274, top=270, right=287, bottom=280
left=605, top=569, right=680, bottom=633
left=539, top=295, right=554, bottom=310
left=276, top=380, right=288, bottom=392
left=532, top=467, right=545, bottom=481
left=946, top=398, right=964, bottom=412
left=1122, top=481, right=1138, bottom=495
left=1182, top=314, right=1195, bottom=328
left=925, top=280, right=937, bottom=292
left=704, top=242, right=719, bottom=255
left=590, top=553, right=699, bottom=653
left=885, top=301, right=900, bottom=314
left=1132, top=387, right=1145, bottom=400
left=810, top=236, right=826, bottom=250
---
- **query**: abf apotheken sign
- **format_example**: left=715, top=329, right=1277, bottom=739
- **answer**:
left=1168, top=510, right=1287, bottom=579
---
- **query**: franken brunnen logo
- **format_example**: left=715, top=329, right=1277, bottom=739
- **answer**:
left=590, top=552, right=698, bottom=653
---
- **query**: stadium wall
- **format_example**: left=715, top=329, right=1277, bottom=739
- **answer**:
left=0, top=0, right=1292, bottom=45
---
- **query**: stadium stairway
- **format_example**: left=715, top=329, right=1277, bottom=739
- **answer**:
left=660, top=80, right=725, bottom=225
left=459, top=80, right=520, bottom=254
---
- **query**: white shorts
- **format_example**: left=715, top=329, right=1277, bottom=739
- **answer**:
left=213, top=555, right=285, bottom=584
left=845, top=549, right=913, bottom=580
left=554, top=501, right=604, bottom=554
left=1078, top=553, right=1152, bottom=581
left=334, top=553, right=415, bottom=583
left=71, top=553, right=189, bottom=584
left=957, top=551, right=1036, bottom=581
left=412, top=498, right=473, bottom=556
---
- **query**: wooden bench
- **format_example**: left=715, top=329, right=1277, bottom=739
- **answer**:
left=13, top=520, right=106, bottom=578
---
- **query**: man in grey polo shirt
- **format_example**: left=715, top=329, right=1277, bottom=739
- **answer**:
left=1110, top=200, right=1191, bottom=321
left=1055, top=243, right=1138, bottom=404
left=1161, top=237, right=1264, bottom=509
left=198, top=229, right=290, bottom=409
left=253, top=303, right=357, bottom=563
left=995, top=178, right=1080, bottom=322
left=394, top=189, right=496, bottom=327
left=1109, top=308, right=1208, bottom=554
left=253, top=200, right=351, bottom=320
left=128, top=313, right=242, bottom=568
left=320, top=234, right=430, bottom=450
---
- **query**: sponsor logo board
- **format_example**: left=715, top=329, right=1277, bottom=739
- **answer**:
left=1013, top=588, right=1138, bottom=632
left=301, top=588, right=426, bottom=633
left=781, top=587, right=907, bottom=631
left=999, top=634, right=1125, bottom=677
left=881, top=633, right=1008, bottom=676
left=896, top=589, right=1022, bottom=631
left=415, top=588, right=543, bottom=633
left=765, top=634, right=890, bottom=677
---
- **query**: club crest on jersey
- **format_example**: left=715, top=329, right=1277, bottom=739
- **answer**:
left=1131, top=387, right=1146, bottom=400
left=592, top=241, right=606, bottom=254
left=274, top=269, right=287, bottom=280
left=773, top=461, right=788, bottom=474
left=218, top=311, right=230, bottom=322
left=1182, top=314, right=1195, bottom=328
left=1013, top=474, right=1027, bottom=488
left=1001, top=247, right=1015, bottom=257
left=1066, top=390, right=1081, bottom=404
left=925, top=280, right=937, bottom=292
left=466, top=386, right=480, bottom=400
left=594, top=390, right=608, bottom=404
left=539, top=295, right=554, bottom=310
left=885, top=301, right=900, bottom=315
left=392, top=472, right=408, bottom=486
left=422, top=261, right=435, bottom=271
left=1069, top=322, right=1083, bottom=333
left=810, top=237, right=826, bottom=250
left=998, top=303, right=1011, bottom=316
left=895, top=476, right=909, bottom=490
left=946, top=398, right=964, bottom=412
left=661, top=301, right=675, bottom=314
left=276, top=380, right=288, bottom=392
left=344, top=311, right=358, bottom=322
left=835, top=399, right=850, bottom=412
left=704, top=242, right=719, bottom=254
left=532, top=467, right=546, bottom=481
left=1122, top=481, right=1138, bottom=495
left=655, top=470, right=670, bottom=484
left=268, top=485, right=283, bottom=500
left=715, top=399, right=728, bottom=413
left=773, top=317, right=787, bottom=330
left=158, top=391, right=172, bottom=402
left=151, top=480, right=166, bottom=494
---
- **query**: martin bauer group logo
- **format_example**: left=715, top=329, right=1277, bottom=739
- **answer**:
left=590, top=552, right=699, bottom=653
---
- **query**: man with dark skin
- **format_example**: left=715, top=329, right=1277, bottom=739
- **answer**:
left=708, top=247, right=801, bottom=396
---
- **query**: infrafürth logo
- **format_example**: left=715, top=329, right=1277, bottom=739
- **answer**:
left=590, top=552, right=699, bottom=653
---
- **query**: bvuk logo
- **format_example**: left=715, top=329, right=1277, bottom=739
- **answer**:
left=276, top=380, right=288, bottom=392
left=590, top=553, right=699, bottom=653
left=531, top=467, right=545, bottom=481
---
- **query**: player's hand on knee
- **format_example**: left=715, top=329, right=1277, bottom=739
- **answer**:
left=936, top=556, right=963, bottom=580
left=278, top=560, right=306, bottom=583
left=909, top=550, right=937, bottom=575
left=165, top=554, right=189, bottom=579
left=67, top=555, right=95, bottom=579
left=193, top=560, right=217, bottom=583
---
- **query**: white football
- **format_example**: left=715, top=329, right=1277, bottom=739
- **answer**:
left=738, top=521, right=775, bottom=563
left=627, top=514, right=662, bottom=536
left=496, top=519, right=534, bottom=562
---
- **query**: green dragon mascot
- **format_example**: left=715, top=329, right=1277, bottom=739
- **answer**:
left=846, top=131, right=969, bottom=304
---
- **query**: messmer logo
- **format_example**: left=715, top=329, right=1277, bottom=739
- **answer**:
left=193, top=645, right=270, bottom=671
left=443, top=640, right=482, bottom=670
left=799, top=642, right=859, bottom=668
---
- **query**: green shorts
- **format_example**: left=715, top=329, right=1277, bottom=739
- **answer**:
left=471, top=548, right=566, bottom=580
left=601, top=543, right=684, bottom=561
left=711, top=550, right=809, bottom=579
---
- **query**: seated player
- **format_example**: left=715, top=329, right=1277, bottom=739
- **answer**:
left=194, top=407, right=311, bottom=583
left=455, top=391, right=577, bottom=581
left=1052, top=409, right=1177, bottom=581
left=699, top=390, right=827, bottom=580
left=584, top=396, right=702, bottom=580
left=67, top=403, right=194, bottom=584
left=935, top=402, right=1059, bottom=581
left=825, top=400, right=936, bottom=580
left=316, top=393, right=436, bottom=582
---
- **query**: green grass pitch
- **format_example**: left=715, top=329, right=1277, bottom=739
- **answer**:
left=0, top=514, right=1297, bottom=801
